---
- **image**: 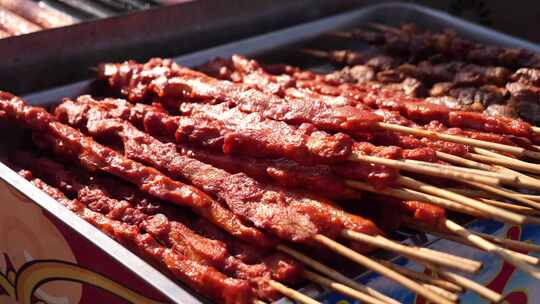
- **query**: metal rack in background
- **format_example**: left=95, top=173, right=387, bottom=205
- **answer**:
left=40, top=0, right=161, bottom=19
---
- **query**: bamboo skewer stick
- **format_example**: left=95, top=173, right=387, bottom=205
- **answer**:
left=448, top=187, right=540, bottom=206
left=377, top=261, right=461, bottom=302
left=341, top=230, right=481, bottom=273
left=532, top=127, right=540, bottom=134
left=403, top=219, right=540, bottom=265
left=349, top=181, right=540, bottom=258
left=462, top=180, right=540, bottom=212
left=440, top=151, right=540, bottom=191
left=403, top=159, right=516, bottom=182
left=345, top=178, right=540, bottom=236
left=472, top=231, right=540, bottom=254
left=435, top=155, right=540, bottom=199
left=346, top=180, right=485, bottom=218
left=445, top=188, right=502, bottom=200
left=277, top=245, right=400, bottom=304
left=254, top=300, right=267, bottom=304
left=418, top=156, right=540, bottom=209
left=378, top=122, right=540, bottom=159
left=475, top=148, right=540, bottom=174
left=496, top=167, right=540, bottom=196
left=443, top=220, right=540, bottom=279
left=469, top=152, right=540, bottom=175
left=474, top=148, right=520, bottom=160
left=424, top=264, right=503, bottom=303
left=377, top=122, right=540, bottom=160
left=406, top=158, right=540, bottom=191
left=423, top=284, right=460, bottom=303
left=300, top=48, right=350, bottom=61
left=436, top=152, right=494, bottom=171
left=367, top=22, right=406, bottom=34
left=479, top=198, right=540, bottom=215
left=268, top=280, right=321, bottom=304
left=395, top=176, right=527, bottom=224
left=314, top=235, right=454, bottom=304
left=303, top=270, right=389, bottom=304
left=347, top=180, right=540, bottom=263
left=350, top=154, right=500, bottom=185
left=376, top=260, right=463, bottom=293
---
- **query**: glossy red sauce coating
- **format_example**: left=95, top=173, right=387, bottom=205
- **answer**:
left=180, top=145, right=355, bottom=200
left=179, top=102, right=355, bottom=165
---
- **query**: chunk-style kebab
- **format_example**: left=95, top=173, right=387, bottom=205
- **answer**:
left=333, top=23, right=540, bottom=123
left=300, top=48, right=509, bottom=112
left=3, top=91, right=480, bottom=304
left=299, top=48, right=511, bottom=87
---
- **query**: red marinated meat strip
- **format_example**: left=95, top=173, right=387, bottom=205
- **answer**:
left=249, top=56, right=534, bottom=146
left=101, top=57, right=472, bottom=154
left=201, top=56, right=472, bottom=156
left=53, top=96, right=383, bottom=244
left=57, top=96, right=400, bottom=188
left=0, top=91, right=270, bottom=247
left=98, top=58, right=385, bottom=133
left=57, top=96, right=446, bottom=230
left=13, top=154, right=303, bottom=301
left=19, top=171, right=254, bottom=304
left=244, top=55, right=534, bottom=139
left=179, top=145, right=356, bottom=200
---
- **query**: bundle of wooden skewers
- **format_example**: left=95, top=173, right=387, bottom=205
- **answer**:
left=5, top=23, right=540, bottom=304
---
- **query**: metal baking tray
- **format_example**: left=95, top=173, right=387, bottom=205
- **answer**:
left=3, top=2, right=540, bottom=303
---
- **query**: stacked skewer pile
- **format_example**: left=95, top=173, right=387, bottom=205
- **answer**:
left=5, top=23, right=540, bottom=304
left=316, top=23, right=540, bottom=125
